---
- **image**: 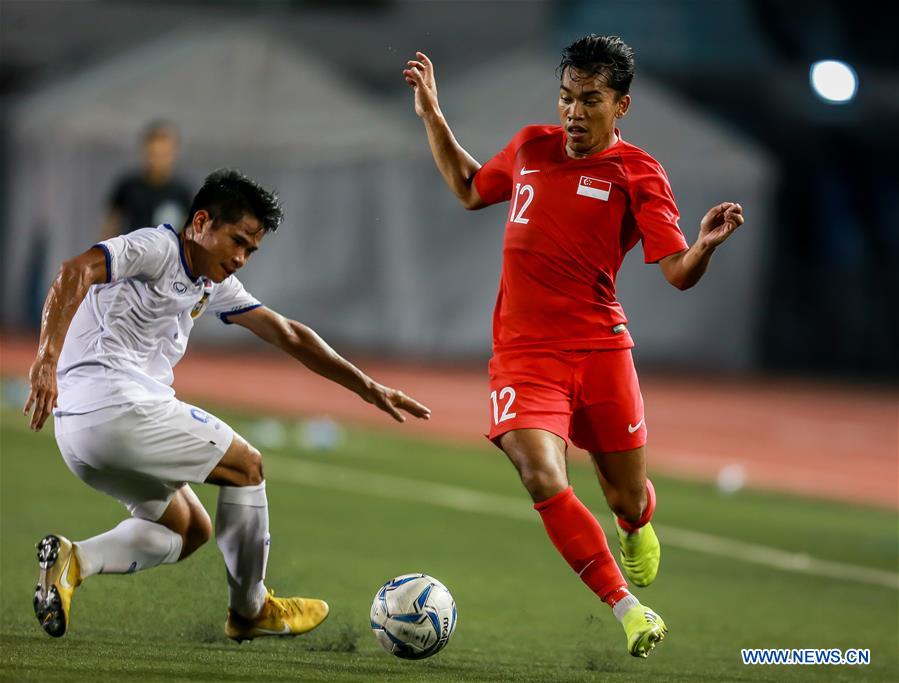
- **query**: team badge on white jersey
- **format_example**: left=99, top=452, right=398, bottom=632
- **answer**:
left=577, top=176, right=612, bottom=201
left=190, top=279, right=214, bottom=319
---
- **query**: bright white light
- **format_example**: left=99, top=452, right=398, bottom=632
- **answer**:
left=810, top=60, right=858, bottom=104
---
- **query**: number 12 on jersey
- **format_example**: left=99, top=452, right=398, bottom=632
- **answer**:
left=509, top=184, right=534, bottom=224
left=491, top=386, right=517, bottom=424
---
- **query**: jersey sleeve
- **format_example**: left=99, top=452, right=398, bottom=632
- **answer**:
left=207, top=275, right=262, bottom=324
left=625, top=156, right=689, bottom=263
left=474, top=126, right=559, bottom=206
left=473, top=137, right=516, bottom=206
left=93, top=227, right=172, bottom=283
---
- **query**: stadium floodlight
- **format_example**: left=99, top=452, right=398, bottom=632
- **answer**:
left=809, top=60, right=858, bottom=104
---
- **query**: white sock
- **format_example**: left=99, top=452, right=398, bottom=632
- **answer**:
left=215, top=481, right=270, bottom=619
left=612, top=593, right=641, bottom=621
left=75, top=518, right=183, bottom=578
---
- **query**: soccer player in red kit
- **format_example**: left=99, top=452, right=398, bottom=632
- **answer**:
left=404, top=34, right=745, bottom=658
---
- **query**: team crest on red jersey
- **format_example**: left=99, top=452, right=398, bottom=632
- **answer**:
left=577, top=176, right=612, bottom=201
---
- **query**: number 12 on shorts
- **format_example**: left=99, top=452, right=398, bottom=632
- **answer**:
left=491, top=386, right=517, bottom=424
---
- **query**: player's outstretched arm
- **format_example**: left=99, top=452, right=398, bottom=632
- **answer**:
left=232, top=307, right=431, bottom=423
left=403, top=51, right=486, bottom=210
left=24, top=247, right=110, bottom=431
left=659, top=202, right=745, bottom=290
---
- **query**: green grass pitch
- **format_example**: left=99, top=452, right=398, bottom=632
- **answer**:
left=1, top=404, right=897, bottom=682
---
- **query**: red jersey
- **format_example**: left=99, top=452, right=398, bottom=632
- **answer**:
left=473, top=125, right=688, bottom=352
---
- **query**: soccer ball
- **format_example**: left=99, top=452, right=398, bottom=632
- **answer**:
left=369, top=573, right=457, bottom=659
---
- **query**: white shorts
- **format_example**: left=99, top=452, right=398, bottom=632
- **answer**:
left=54, top=400, right=235, bottom=521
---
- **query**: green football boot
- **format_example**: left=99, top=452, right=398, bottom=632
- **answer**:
left=621, top=603, right=667, bottom=658
left=616, top=521, right=661, bottom=587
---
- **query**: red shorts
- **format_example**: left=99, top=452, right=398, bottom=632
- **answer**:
left=487, top=348, right=647, bottom=453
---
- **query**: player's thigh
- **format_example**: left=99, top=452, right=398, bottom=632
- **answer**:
left=487, top=349, right=575, bottom=447
left=570, top=349, right=646, bottom=454
left=56, top=430, right=173, bottom=520
left=54, top=400, right=235, bottom=520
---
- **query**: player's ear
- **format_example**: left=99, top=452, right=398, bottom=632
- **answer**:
left=615, top=94, right=631, bottom=119
left=191, top=210, right=212, bottom=235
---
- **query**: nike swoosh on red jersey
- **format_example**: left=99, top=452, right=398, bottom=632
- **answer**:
left=520, top=167, right=540, bottom=175
left=627, top=418, right=645, bottom=433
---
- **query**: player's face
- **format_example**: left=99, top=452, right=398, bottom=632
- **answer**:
left=189, top=213, right=266, bottom=283
left=143, top=132, right=178, bottom=178
left=558, top=68, right=630, bottom=158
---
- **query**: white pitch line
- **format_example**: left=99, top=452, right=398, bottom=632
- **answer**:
left=266, top=456, right=899, bottom=591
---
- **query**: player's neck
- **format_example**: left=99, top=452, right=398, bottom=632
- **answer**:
left=565, top=130, right=619, bottom=160
left=180, top=230, right=198, bottom=280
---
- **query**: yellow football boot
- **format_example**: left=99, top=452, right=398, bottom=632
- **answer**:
left=225, top=589, right=330, bottom=642
left=33, top=534, right=82, bottom=638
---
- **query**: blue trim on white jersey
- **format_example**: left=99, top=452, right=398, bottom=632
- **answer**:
left=91, top=243, right=112, bottom=283
left=219, top=303, right=263, bottom=324
left=163, top=223, right=198, bottom=282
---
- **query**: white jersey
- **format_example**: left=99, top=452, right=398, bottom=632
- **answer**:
left=56, top=224, right=261, bottom=414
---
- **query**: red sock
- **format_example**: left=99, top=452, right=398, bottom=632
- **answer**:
left=617, top=478, right=656, bottom=533
left=534, top=486, right=626, bottom=603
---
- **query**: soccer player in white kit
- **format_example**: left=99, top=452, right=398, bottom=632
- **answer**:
left=23, top=169, right=431, bottom=641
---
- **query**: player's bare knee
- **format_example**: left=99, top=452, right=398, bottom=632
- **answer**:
left=519, top=466, right=568, bottom=502
left=243, top=447, right=264, bottom=486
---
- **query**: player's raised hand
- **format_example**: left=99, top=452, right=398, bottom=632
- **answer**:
left=698, top=202, right=744, bottom=248
left=23, top=356, right=58, bottom=431
left=364, top=381, right=431, bottom=423
left=403, top=52, right=440, bottom=118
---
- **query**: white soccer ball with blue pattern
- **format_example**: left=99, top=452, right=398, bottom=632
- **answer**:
left=370, top=573, right=457, bottom=659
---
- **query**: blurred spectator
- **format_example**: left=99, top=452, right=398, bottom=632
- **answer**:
left=100, top=120, right=192, bottom=239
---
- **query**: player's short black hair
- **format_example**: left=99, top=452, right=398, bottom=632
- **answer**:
left=557, top=34, right=635, bottom=96
left=184, top=169, right=283, bottom=233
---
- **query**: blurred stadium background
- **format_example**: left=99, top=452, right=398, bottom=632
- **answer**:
left=0, top=1, right=896, bottom=680
left=1, top=0, right=895, bottom=499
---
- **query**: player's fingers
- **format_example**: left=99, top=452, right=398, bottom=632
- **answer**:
left=403, top=68, right=423, bottom=85
left=417, top=52, right=432, bottom=68
left=701, top=205, right=724, bottom=223
left=23, top=390, right=35, bottom=416
left=384, top=402, right=406, bottom=423
left=406, top=60, right=425, bottom=71
left=724, top=207, right=744, bottom=224
left=399, top=395, right=431, bottom=419
left=374, top=392, right=405, bottom=422
left=29, top=393, right=46, bottom=430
